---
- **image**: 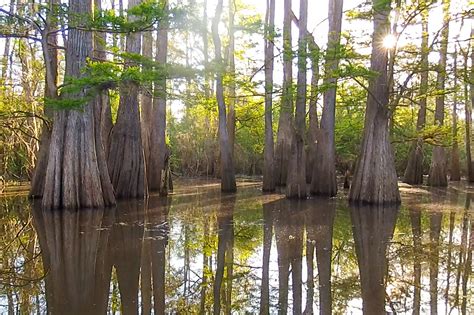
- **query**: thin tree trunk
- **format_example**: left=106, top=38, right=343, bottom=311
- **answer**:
left=409, top=209, right=422, bottom=315
left=227, top=0, right=236, bottom=154
left=450, top=46, right=460, bottom=180
left=429, top=211, right=443, bottom=315
left=212, top=0, right=236, bottom=192
left=43, top=0, right=115, bottom=209
left=306, top=40, right=320, bottom=184
left=403, top=2, right=428, bottom=184
left=286, top=0, right=308, bottom=199
left=142, top=29, right=153, bottom=183
left=274, top=0, right=293, bottom=187
left=349, top=0, right=400, bottom=205
left=262, top=0, right=276, bottom=192
left=467, top=28, right=474, bottom=182
left=108, top=0, right=146, bottom=199
left=310, top=0, right=343, bottom=197
left=428, top=0, right=450, bottom=187
left=0, top=0, right=15, bottom=81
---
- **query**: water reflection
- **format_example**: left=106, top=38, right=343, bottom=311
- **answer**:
left=0, top=182, right=473, bottom=314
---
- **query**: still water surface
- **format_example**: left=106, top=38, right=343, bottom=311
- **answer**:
left=0, top=179, right=473, bottom=314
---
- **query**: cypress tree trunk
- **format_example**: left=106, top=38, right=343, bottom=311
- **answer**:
left=212, top=0, right=236, bottom=192
left=148, top=1, right=169, bottom=194
left=310, top=0, right=343, bottom=197
left=450, top=46, right=461, bottom=181
left=94, top=0, right=112, bottom=156
left=467, top=29, right=474, bottom=182
left=262, top=0, right=276, bottom=192
left=349, top=0, right=400, bottom=205
left=286, top=0, right=308, bottom=199
left=428, top=0, right=450, bottom=187
left=227, top=0, right=236, bottom=154
left=108, top=0, right=146, bottom=198
left=274, top=0, right=293, bottom=187
left=141, top=29, right=153, bottom=174
left=43, top=0, right=115, bottom=209
left=29, top=0, right=59, bottom=198
left=403, top=2, right=428, bottom=185
left=306, top=40, right=320, bottom=184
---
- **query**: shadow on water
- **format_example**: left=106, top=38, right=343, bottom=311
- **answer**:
left=0, top=181, right=473, bottom=314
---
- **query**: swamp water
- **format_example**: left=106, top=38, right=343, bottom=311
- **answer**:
left=0, top=179, right=473, bottom=314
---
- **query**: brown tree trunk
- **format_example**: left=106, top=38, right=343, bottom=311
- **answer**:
left=310, top=0, right=343, bottom=197
left=286, top=0, right=308, bottom=199
left=0, top=0, right=14, bottom=81
left=403, top=2, right=428, bottom=185
left=429, top=211, right=443, bottom=315
left=409, top=208, right=422, bottom=315
left=450, top=46, right=461, bottom=181
left=148, top=1, right=169, bottom=194
left=306, top=40, right=320, bottom=184
left=227, top=0, right=236, bottom=154
left=141, top=29, right=153, bottom=183
left=274, top=0, right=293, bottom=187
left=108, top=0, right=146, bottom=199
left=43, top=0, right=115, bottom=209
left=428, top=0, right=450, bottom=187
left=262, top=0, right=276, bottom=192
left=29, top=0, right=59, bottom=198
left=212, top=0, right=236, bottom=192
left=467, top=28, right=474, bottom=182
left=349, top=0, right=400, bottom=205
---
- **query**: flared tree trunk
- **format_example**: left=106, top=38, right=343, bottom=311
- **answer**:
left=310, top=0, right=343, bottom=197
left=29, top=0, right=59, bottom=198
left=108, top=0, right=146, bottom=198
left=262, top=0, right=276, bottom=192
left=428, top=0, right=450, bottom=187
left=274, top=0, right=293, bottom=187
left=349, top=0, right=400, bottom=205
left=212, top=0, right=236, bottom=192
left=42, top=0, right=115, bottom=209
left=403, top=3, right=428, bottom=185
left=286, top=0, right=308, bottom=199
left=148, top=2, right=169, bottom=194
left=450, top=47, right=461, bottom=181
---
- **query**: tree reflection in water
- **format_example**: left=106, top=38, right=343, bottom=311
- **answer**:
left=350, top=204, right=399, bottom=315
left=1, top=182, right=473, bottom=314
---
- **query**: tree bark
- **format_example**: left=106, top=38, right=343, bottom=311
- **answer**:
left=29, top=0, right=59, bottom=198
left=148, top=1, right=169, bottom=194
left=262, top=0, right=276, bottom=192
left=286, top=0, right=308, bottom=199
left=142, top=29, right=153, bottom=184
left=428, top=0, right=450, bottom=187
left=108, top=0, right=146, bottom=199
left=450, top=46, right=461, bottom=181
left=467, top=28, right=474, bottom=182
left=310, top=0, right=343, bottom=197
left=403, top=2, right=428, bottom=185
left=227, top=0, right=236, bottom=154
left=212, top=0, right=237, bottom=192
left=306, top=40, right=320, bottom=184
left=349, top=0, right=400, bottom=205
left=43, top=0, right=115, bottom=209
left=274, top=0, right=293, bottom=187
